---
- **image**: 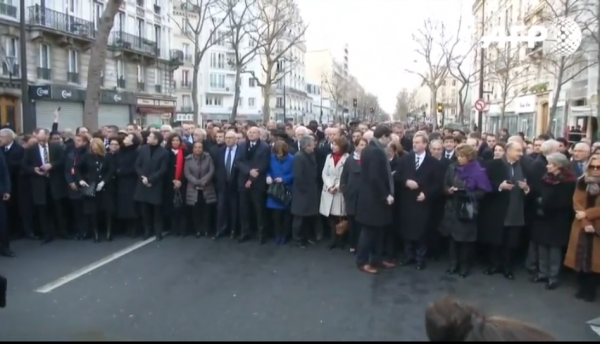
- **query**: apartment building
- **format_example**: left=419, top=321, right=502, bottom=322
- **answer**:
left=0, top=0, right=182, bottom=131
left=411, top=75, right=462, bottom=122
left=306, top=81, right=331, bottom=124
left=305, top=46, right=349, bottom=118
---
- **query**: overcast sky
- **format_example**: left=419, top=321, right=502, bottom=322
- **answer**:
left=297, top=0, right=470, bottom=113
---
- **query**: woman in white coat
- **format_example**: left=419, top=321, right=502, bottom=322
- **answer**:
left=319, top=137, right=350, bottom=249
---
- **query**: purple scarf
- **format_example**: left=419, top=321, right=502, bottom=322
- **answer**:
left=454, top=160, right=492, bottom=192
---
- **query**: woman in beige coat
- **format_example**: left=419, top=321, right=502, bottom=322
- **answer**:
left=319, top=137, right=350, bottom=249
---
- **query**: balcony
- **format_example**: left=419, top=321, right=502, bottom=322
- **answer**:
left=207, top=85, right=234, bottom=94
left=109, top=31, right=158, bottom=60
left=28, top=6, right=95, bottom=47
left=2, top=63, right=19, bottom=77
left=67, top=72, right=79, bottom=83
left=0, top=2, right=17, bottom=19
left=37, top=67, right=51, bottom=80
left=168, top=49, right=184, bottom=68
left=137, top=82, right=145, bottom=91
left=180, top=106, right=193, bottom=112
left=117, top=77, right=126, bottom=88
left=154, top=4, right=161, bottom=13
left=184, top=54, right=193, bottom=62
left=180, top=82, right=191, bottom=90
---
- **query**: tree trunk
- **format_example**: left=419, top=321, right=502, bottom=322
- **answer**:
left=83, top=0, right=122, bottom=130
left=261, top=80, right=272, bottom=123
left=547, top=60, right=565, bottom=136
left=430, top=86, right=438, bottom=130
left=231, top=66, right=241, bottom=122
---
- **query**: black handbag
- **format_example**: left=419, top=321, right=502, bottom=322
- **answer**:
left=80, top=182, right=97, bottom=198
left=267, top=183, right=292, bottom=206
left=457, top=195, right=477, bottom=221
left=173, top=189, right=183, bottom=208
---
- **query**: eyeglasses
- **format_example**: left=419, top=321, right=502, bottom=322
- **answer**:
left=589, top=165, right=600, bottom=170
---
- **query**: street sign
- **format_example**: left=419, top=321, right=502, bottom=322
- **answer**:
left=475, top=99, right=486, bottom=111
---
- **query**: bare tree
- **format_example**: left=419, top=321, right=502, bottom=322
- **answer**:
left=246, top=0, right=307, bottom=122
left=362, top=93, right=380, bottom=122
left=223, top=0, right=261, bottom=121
left=542, top=0, right=597, bottom=134
left=321, top=71, right=348, bottom=122
left=83, top=0, right=123, bottom=130
left=394, top=88, right=415, bottom=121
left=171, top=0, right=231, bottom=122
left=405, top=19, right=452, bottom=129
left=444, top=16, right=482, bottom=124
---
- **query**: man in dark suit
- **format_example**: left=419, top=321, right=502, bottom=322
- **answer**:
left=214, top=130, right=242, bottom=239
left=355, top=125, right=396, bottom=274
left=397, top=132, right=441, bottom=270
left=0, top=129, right=28, bottom=240
left=21, top=128, right=67, bottom=243
left=237, top=126, right=270, bottom=243
left=442, top=135, right=459, bottom=163
left=0, top=152, right=12, bottom=257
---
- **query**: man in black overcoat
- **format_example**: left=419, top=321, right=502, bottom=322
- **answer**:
left=0, top=152, right=12, bottom=257
left=133, top=132, right=168, bottom=240
left=237, top=127, right=270, bottom=244
left=21, top=128, right=67, bottom=243
left=355, top=125, right=395, bottom=274
left=0, top=129, right=26, bottom=240
left=291, top=135, right=320, bottom=248
left=214, top=130, right=242, bottom=239
left=397, top=133, right=441, bottom=270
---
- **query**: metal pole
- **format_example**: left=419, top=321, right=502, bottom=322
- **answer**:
left=20, top=0, right=33, bottom=132
left=477, top=0, right=485, bottom=132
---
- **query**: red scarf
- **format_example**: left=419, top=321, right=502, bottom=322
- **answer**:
left=174, top=147, right=185, bottom=180
left=332, top=152, right=343, bottom=166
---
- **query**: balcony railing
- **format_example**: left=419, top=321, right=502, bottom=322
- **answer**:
left=117, top=78, right=126, bottom=88
left=67, top=72, right=79, bottom=83
left=137, top=82, right=145, bottom=91
left=2, top=63, right=19, bottom=77
left=169, top=49, right=184, bottom=64
left=37, top=67, right=51, bottom=80
left=28, top=6, right=95, bottom=39
left=109, top=31, right=157, bottom=55
left=0, top=2, right=17, bottom=18
left=180, top=82, right=191, bottom=89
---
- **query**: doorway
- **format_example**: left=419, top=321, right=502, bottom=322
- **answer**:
left=0, top=95, right=19, bottom=133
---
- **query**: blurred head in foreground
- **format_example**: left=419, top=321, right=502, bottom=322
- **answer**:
left=425, top=297, right=556, bottom=341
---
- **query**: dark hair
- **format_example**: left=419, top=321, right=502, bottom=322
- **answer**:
left=425, top=296, right=556, bottom=341
left=77, top=134, right=90, bottom=145
left=151, top=131, right=164, bottom=145
left=354, top=137, right=368, bottom=147
left=373, top=125, right=392, bottom=139
left=166, top=133, right=183, bottom=149
left=333, top=137, right=349, bottom=154
left=272, top=140, right=289, bottom=157
left=92, top=130, right=104, bottom=139
left=537, top=134, right=550, bottom=140
left=140, top=130, right=151, bottom=144
left=388, top=141, right=404, bottom=157
left=75, top=126, right=87, bottom=135
left=443, top=135, right=459, bottom=144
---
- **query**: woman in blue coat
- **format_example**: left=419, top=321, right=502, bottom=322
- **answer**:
left=266, top=141, right=294, bottom=245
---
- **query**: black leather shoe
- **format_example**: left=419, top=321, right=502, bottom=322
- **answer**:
left=458, top=272, right=469, bottom=278
left=399, top=259, right=416, bottom=266
left=212, top=232, right=227, bottom=240
left=546, top=281, right=558, bottom=290
left=446, top=267, right=458, bottom=275
left=0, top=249, right=15, bottom=257
left=503, top=270, right=515, bottom=280
left=531, top=276, right=548, bottom=283
left=483, top=267, right=501, bottom=275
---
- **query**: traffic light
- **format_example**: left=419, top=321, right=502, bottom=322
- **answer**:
left=369, top=107, right=374, bottom=114
left=352, top=98, right=357, bottom=108
left=437, top=103, right=444, bottom=113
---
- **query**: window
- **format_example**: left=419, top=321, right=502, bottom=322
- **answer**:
left=137, top=64, right=145, bottom=82
left=276, top=97, right=284, bottom=108
left=154, top=25, right=161, bottom=45
left=38, top=44, right=50, bottom=68
left=210, top=52, right=227, bottom=69
left=181, top=70, right=189, bottom=86
left=4, top=36, right=17, bottom=59
left=248, top=78, right=256, bottom=87
left=209, top=74, right=225, bottom=88
left=211, top=30, right=228, bottom=45
left=117, top=60, right=125, bottom=79
left=68, top=50, right=79, bottom=73
left=93, top=2, right=104, bottom=30
left=182, top=95, right=192, bottom=108
left=239, top=97, right=243, bottom=107
left=182, top=43, right=190, bottom=58
left=154, top=68, right=162, bottom=85
left=205, top=97, right=223, bottom=106
left=136, top=19, right=144, bottom=37
left=451, top=80, right=456, bottom=86
left=115, top=12, right=125, bottom=31
left=248, top=97, right=255, bottom=108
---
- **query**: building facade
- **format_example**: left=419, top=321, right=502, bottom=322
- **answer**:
left=306, top=81, right=331, bottom=124
left=0, top=0, right=181, bottom=131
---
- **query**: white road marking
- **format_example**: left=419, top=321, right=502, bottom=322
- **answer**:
left=34, top=234, right=166, bottom=293
left=587, top=317, right=600, bottom=338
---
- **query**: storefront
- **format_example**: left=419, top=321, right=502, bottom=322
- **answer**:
left=515, top=95, right=536, bottom=139
left=135, top=97, right=176, bottom=127
left=28, top=85, right=136, bottom=130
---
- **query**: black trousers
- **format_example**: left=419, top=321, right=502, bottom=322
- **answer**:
left=71, top=199, right=86, bottom=236
left=37, top=200, right=66, bottom=240
left=271, top=209, right=291, bottom=238
left=239, top=189, right=266, bottom=236
left=168, top=206, right=186, bottom=235
left=140, top=203, right=163, bottom=236
left=348, top=216, right=361, bottom=249
left=356, top=225, right=384, bottom=266
left=188, top=192, right=209, bottom=235
left=404, top=238, right=428, bottom=264
left=0, top=201, right=8, bottom=250
left=216, top=189, right=238, bottom=235
left=490, top=226, right=521, bottom=270
left=292, top=215, right=318, bottom=243
left=383, top=225, right=400, bottom=260
left=448, top=239, right=472, bottom=271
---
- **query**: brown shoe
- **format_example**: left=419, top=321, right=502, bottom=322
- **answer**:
left=358, top=264, right=378, bottom=274
left=382, top=261, right=396, bottom=269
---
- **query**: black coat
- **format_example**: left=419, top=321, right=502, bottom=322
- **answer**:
left=531, top=177, right=576, bottom=246
left=291, top=150, right=320, bottom=217
left=64, top=146, right=88, bottom=200
left=114, top=145, right=139, bottom=219
left=355, top=141, right=393, bottom=228
left=237, top=140, right=270, bottom=191
left=396, top=152, right=442, bottom=240
left=214, top=144, right=242, bottom=193
left=21, top=143, right=67, bottom=205
left=0, top=153, right=11, bottom=196
left=133, top=145, right=169, bottom=205
left=2, top=143, right=23, bottom=197
left=340, top=156, right=360, bottom=216
left=75, top=152, right=115, bottom=215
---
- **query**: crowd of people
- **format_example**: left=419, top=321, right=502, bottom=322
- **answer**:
left=0, top=112, right=598, bottom=305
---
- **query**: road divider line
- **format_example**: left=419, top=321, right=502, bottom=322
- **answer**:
left=34, top=234, right=167, bottom=293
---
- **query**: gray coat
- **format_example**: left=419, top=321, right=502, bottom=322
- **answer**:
left=291, top=150, right=320, bottom=216
left=184, top=153, right=217, bottom=205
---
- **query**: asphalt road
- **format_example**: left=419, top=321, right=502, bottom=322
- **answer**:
left=1, top=236, right=599, bottom=341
